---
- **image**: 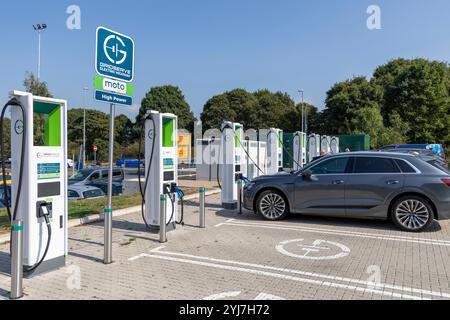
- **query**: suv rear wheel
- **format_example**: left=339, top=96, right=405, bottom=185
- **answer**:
left=391, top=196, right=434, bottom=232
left=256, top=190, right=289, bottom=221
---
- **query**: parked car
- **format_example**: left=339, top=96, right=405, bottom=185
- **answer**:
left=381, top=144, right=446, bottom=159
left=0, top=185, right=11, bottom=208
left=382, top=148, right=448, bottom=169
left=87, top=181, right=123, bottom=196
left=243, top=152, right=450, bottom=232
left=69, top=167, right=124, bottom=185
left=68, top=185, right=106, bottom=201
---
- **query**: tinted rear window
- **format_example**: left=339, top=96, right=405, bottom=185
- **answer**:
left=427, top=160, right=450, bottom=175
left=394, top=160, right=416, bottom=173
left=354, top=157, right=400, bottom=174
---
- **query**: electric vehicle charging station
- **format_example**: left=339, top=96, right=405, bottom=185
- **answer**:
left=330, top=136, right=340, bottom=154
left=321, top=135, right=331, bottom=154
left=243, top=139, right=260, bottom=180
left=293, top=132, right=307, bottom=171
left=220, top=121, right=244, bottom=210
left=9, top=91, right=68, bottom=277
left=267, top=128, right=283, bottom=174
left=308, top=134, right=321, bottom=162
left=144, top=110, right=179, bottom=231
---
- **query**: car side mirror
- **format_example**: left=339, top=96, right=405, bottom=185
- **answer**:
left=302, top=170, right=318, bottom=182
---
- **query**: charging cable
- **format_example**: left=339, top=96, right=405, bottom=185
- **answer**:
left=138, top=114, right=156, bottom=229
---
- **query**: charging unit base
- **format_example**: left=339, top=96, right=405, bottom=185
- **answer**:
left=24, top=256, right=66, bottom=278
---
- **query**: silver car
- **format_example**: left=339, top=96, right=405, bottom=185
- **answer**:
left=243, top=152, right=450, bottom=232
left=68, top=185, right=105, bottom=201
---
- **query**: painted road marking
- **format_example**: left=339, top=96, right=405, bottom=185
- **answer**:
left=276, top=239, right=351, bottom=260
left=132, top=253, right=425, bottom=300
left=219, top=220, right=450, bottom=247
left=203, top=291, right=242, bottom=300
left=214, top=218, right=236, bottom=227
left=129, top=247, right=450, bottom=300
left=203, top=291, right=286, bottom=300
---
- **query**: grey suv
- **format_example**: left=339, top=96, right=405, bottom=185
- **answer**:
left=243, top=152, right=450, bottom=232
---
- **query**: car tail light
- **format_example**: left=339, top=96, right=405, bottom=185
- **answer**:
left=442, top=179, right=450, bottom=187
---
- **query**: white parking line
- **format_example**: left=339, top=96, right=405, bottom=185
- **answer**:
left=128, top=247, right=450, bottom=300
left=130, top=252, right=425, bottom=300
left=218, top=220, right=450, bottom=247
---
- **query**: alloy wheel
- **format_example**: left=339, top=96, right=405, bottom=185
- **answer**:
left=259, top=193, right=286, bottom=219
left=395, top=199, right=430, bottom=231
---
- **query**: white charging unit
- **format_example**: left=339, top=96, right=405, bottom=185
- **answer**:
left=308, top=134, right=321, bottom=162
left=145, top=110, right=178, bottom=230
left=267, top=128, right=283, bottom=175
left=220, top=122, right=243, bottom=209
left=293, top=131, right=307, bottom=171
left=330, top=136, right=340, bottom=154
left=9, top=91, right=68, bottom=277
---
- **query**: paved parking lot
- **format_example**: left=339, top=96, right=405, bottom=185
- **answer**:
left=1, top=193, right=450, bottom=300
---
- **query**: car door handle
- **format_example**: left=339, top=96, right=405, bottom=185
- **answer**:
left=386, top=180, right=400, bottom=185
left=332, top=180, right=345, bottom=185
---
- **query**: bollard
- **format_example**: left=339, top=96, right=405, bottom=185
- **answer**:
left=237, top=179, right=243, bottom=214
left=199, top=187, right=206, bottom=228
left=104, top=207, right=113, bottom=264
left=10, top=220, right=23, bottom=300
left=159, top=194, right=167, bottom=243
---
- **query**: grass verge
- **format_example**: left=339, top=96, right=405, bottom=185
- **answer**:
left=0, top=186, right=201, bottom=235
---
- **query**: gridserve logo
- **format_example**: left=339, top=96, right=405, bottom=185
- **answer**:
left=96, top=27, right=135, bottom=82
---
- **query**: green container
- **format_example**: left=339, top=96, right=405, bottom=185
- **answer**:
left=338, top=135, right=371, bottom=152
left=283, top=133, right=294, bottom=169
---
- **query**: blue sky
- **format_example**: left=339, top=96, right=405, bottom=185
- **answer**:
left=1, top=0, right=449, bottom=120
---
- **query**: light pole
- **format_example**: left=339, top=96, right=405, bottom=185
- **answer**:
left=298, top=90, right=305, bottom=133
left=82, top=87, right=89, bottom=168
left=32, top=24, right=47, bottom=81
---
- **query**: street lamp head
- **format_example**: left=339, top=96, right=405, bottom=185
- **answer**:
left=33, top=24, right=47, bottom=31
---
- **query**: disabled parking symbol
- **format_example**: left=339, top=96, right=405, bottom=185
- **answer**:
left=276, top=239, right=350, bottom=260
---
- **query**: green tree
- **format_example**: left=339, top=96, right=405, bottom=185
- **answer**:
left=23, top=72, right=53, bottom=98
left=372, top=58, right=450, bottom=144
left=23, top=72, right=53, bottom=146
left=67, top=109, right=109, bottom=161
left=253, top=90, right=296, bottom=131
left=114, top=114, right=134, bottom=145
left=201, top=89, right=258, bottom=131
left=286, top=102, right=321, bottom=134
left=1, top=118, right=11, bottom=158
left=201, top=89, right=300, bottom=132
left=138, top=86, right=196, bottom=131
left=322, top=76, right=383, bottom=135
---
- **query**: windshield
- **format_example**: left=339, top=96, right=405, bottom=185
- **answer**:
left=291, top=156, right=326, bottom=175
left=70, top=170, right=91, bottom=181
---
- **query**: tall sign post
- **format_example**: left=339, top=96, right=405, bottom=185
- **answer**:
left=94, top=26, right=135, bottom=264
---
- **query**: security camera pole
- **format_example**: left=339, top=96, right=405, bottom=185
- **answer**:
left=32, top=24, right=47, bottom=81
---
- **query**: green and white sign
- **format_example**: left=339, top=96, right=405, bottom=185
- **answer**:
left=94, top=26, right=135, bottom=107
left=94, top=76, right=134, bottom=96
